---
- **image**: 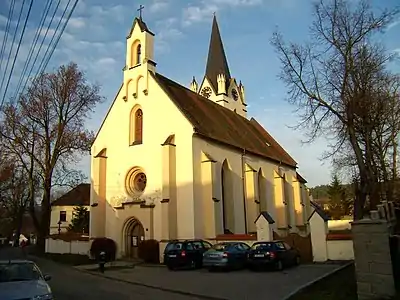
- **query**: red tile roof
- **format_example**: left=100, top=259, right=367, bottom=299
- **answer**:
left=51, top=183, right=90, bottom=207
left=152, top=72, right=297, bottom=168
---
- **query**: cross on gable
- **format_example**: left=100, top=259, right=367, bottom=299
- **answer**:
left=137, top=4, right=144, bottom=20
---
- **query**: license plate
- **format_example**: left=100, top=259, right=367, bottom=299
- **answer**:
left=254, top=254, right=264, bottom=258
left=169, top=254, right=176, bottom=258
left=209, top=254, right=220, bottom=258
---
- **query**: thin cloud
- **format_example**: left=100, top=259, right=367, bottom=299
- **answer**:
left=181, top=0, right=263, bottom=26
left=149, top=1, right=169, bottom=13
left=68, top=17, right=85, bottom=29
left=387, top=19, right=400, bottom=31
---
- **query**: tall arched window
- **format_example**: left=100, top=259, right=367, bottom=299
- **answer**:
left=136, top=44, right=142, bottom=65
left=134, top=109, right=143, bottom=143
left=221, top=160, right=233, bottom=234
left=129, top=107, right=143, bottom=145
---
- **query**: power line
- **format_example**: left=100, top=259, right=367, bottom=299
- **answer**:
left=0, top=0, right=16, bottom=79
left=12, top=0, right=53, bottom=102
left=0, top=0, right=80, bottom=108
left=38, top=0, right=79, bottom=76
left=16, top=0, right=62, bottom=101
left=20, top=0, right=74, bottom=96
left=0, top=0, right=27, bottom=108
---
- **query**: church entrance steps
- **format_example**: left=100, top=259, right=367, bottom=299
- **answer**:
left=74, top=262, right=345, bottom=300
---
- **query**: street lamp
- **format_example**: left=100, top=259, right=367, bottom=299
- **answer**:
left=57, top=220, right=62, bottom=235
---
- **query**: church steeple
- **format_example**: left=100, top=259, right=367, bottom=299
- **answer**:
left=197, top=15, right=247, bottom=118
left=205, top=15, right=231, bottom=93
left=123, top=8, right=156, bottom=102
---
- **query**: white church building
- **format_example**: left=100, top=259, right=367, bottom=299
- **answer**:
left=89, top=14, right=312, bottom=259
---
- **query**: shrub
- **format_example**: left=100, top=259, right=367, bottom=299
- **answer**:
left=138, top=239, right=160, bottom=264
left=90, top=237, right=117, bottom=262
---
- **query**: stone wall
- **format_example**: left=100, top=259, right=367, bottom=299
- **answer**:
left=352, top=217, right=396, bottom=300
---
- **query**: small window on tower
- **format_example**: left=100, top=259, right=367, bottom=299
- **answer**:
left=135, top=109, right=143, bottom=143
left=136, top=44, right=142, bottom=65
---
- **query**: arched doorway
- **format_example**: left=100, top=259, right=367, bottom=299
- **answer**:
left=123, top=217, right=145, bottom=259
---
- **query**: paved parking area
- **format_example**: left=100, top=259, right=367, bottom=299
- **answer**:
left=85, top=263, right=346, bottom=300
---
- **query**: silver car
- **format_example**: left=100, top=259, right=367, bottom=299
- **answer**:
left=0, top=260, right=53, bottom=300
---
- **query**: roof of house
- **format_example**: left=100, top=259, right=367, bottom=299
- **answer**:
left=51, top=183, right=90, bottom=207
left=308, top=201, right=331, bottom=221
left=254, top=211, right=275, bottom=224
left=152, top=72, right=298, bottom=168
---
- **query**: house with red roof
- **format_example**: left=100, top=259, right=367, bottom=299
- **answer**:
left=50, top=183, right=90, bottom=234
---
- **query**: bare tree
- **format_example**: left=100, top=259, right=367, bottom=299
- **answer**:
left=0, top=63, right=103, bottom=250
left=271, top=0, right=400, bottom=219
left=0, top=163, right=32, bottom=242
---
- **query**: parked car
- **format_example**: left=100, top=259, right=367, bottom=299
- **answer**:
left=247, top=240, right=300, bottom=271
left=0, top=260, right=53, bottom=300
left=203, top=241, right=250, bottom=271
left=164, top=239, right=212, bottom=270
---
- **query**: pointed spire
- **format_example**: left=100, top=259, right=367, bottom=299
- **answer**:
left=190, top=76, right=198, bottom=92
left=205, top=15, right=231, bottom=92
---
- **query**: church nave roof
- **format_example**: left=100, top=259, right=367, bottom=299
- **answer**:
left=152, top=72, right=298, bottom=168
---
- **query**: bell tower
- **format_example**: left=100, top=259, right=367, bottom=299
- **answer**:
left=123, top=7, right=156, bottom=101
left=196, top=15, right=247, bottom=117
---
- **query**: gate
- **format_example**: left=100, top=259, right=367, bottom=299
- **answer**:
left=273, top=231, right=313, bottom=263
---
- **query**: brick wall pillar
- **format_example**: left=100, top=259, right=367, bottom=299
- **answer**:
left=351, top=218, right=396, bottom=300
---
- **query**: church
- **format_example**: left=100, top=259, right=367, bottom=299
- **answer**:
left=89, top=14, right=312, bottom=258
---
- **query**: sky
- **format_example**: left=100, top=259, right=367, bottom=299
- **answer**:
left=0, top=0, right=399, bottom=187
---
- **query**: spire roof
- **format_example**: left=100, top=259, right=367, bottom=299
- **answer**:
left=205, top=15, right=231, bottom=92
left=127, top=17, right=154, bottom=38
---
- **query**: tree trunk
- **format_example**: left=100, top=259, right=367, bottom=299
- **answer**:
left=36, top=179, right=52, bottom=252
left=347, top=123, right=369, bottom=220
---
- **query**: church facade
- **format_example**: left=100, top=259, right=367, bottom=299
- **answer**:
left=90, top=15, right=312, bottom=258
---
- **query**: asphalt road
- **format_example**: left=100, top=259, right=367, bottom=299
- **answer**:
left=0, top=247, right=206, bottom=300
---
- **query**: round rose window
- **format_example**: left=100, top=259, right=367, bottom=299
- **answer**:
left=134, top=172, right=147, bottom=192
left=126, top=168, right=147, bottom=197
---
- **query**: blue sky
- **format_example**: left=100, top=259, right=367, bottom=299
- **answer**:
left=0, top=0, right=399, bottom=187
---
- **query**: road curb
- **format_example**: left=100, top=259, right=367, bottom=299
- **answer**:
left=281, top=261, right=354, bottom=300
left=75, top=267, right=227, bottom=300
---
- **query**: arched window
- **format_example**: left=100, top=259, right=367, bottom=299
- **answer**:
left=136, top=44, right=142, bottom=65
left=134, top=109, right=143, bottom=143
left=129, top=107, right=143, bottom=145
left=221, top=160, right=233, bottom=234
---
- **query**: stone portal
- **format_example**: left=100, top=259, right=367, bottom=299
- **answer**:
left=124, top=217, right=145, bottom=259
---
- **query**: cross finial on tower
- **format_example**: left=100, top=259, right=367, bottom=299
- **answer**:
left=137, top=4, right=144, bottom=20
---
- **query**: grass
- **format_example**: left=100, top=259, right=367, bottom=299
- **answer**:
left=289, top=264, right=357, bottom=300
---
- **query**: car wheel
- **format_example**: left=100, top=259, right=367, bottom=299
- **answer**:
left=167, top=265, right=175, bottom=271
left=276, top=260, right=283, bottom=271
left=190, top=260, right=196, bottom=269
left=248, top=265, right=257, bottom=272
left=195, top=260, right=202, bottom=269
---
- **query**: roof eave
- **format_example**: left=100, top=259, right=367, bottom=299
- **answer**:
left=193, top=132, right=297, bottom=169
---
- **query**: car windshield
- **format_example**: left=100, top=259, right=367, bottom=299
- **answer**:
left=0, top=263, right=42, bottom=282
left=212, top=243, right=232, bottom=251
left=251, top=242, right=274, bottom=250
left=165, top=242, right=184, bottom=251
